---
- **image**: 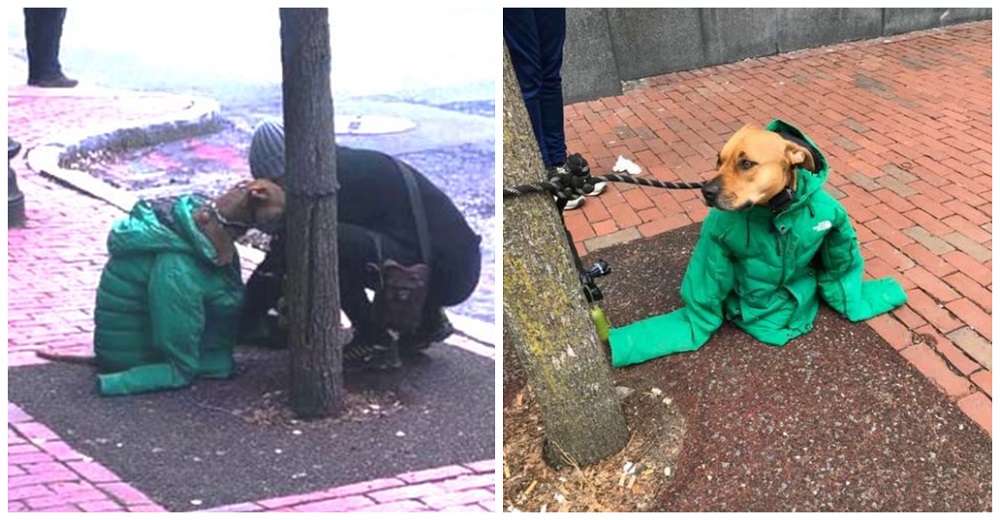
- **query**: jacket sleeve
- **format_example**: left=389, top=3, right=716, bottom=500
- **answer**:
left=610, top=211, right=734, bottom=367
left=97, top=253, right=204, bottom=396
left=816, top=206, right=906, bottom=322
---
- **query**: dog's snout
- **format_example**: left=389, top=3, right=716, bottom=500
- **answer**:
left=701, top=182, right=720, bottom=206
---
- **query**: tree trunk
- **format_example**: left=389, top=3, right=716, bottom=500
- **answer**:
left=279, top=8, right=343, bottom=419
left=502, top=41, right=628, bottom=468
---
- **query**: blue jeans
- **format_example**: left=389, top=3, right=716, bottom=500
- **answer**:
left=503, top=8, right=567, bottom=169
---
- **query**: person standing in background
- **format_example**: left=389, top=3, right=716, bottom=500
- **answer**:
left=24, top=8, right=78, bottom=88
left=503, top=8, right=604, bottom=211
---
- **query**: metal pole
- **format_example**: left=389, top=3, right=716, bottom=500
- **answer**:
left=8, top=138, right=26, bottom=228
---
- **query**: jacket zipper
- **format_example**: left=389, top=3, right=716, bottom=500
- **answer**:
left=746, top=214, right=751, bottom=249
left=774, top=222, right=788, bottom=287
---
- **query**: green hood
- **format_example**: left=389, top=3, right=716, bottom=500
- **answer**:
left=106, top=195, right=219, bottom=263
left=765, top=118, right=829, bottom=212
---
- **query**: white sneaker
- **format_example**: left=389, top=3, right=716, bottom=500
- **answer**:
left=586, top=182, right=607, bottom=197
left=562, top=195, right=585, bottom=210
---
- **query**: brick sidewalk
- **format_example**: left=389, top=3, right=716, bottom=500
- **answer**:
left=562, top=22, right=991, bottom=434
left=7, top=86, right=494, bottom=511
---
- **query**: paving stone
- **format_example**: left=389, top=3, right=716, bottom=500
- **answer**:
left=398, top=465, right=472, bottom=485
left=969, top=370, right=991, bottom=398
left=957, top=392, right=991, bottom=436
left=946, top=327, right=991, bottom=371
left=914, top=325, right=981, bottom=376
left=583, top=226, right=642, bottom=252
left=941, top=232, right=991, bottom=262
left=420, top=488, right=495, bottom=509
left=902, top=227, right=955, bottom=256
left=293, top=496, right=375, bottom=512
left=368, top=483, right=446, bottom=503
left=899, top=344, right=972, bottom=398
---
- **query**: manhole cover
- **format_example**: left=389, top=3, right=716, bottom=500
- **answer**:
left=335, top=114, right=416, bottom=135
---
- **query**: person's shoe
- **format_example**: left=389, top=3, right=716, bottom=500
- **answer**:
left=562, top=195, right=585, bottom=210
left=343, top=338, right=402, bottom=371
left=585, top=182, right=607, bottom=197
left=28, top=74, right=78, bottom=88
left=427, top=309, right=455, bottom=343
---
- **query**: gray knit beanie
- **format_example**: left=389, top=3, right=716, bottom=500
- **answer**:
left=248, top=120, right=286, bottom=180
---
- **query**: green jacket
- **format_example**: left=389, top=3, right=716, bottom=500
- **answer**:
left=93, top=195, right=244, bottom=396
left=610, top=120, right=906, bottom=367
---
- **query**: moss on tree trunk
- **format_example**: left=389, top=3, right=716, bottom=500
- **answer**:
left=502, top=42, right=628, bottom=468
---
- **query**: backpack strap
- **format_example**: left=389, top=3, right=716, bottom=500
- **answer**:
left=394, top=159, right=432, bottom=267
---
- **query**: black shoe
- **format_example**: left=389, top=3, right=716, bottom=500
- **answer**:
left=426, top=308, right=455, bottom=342
left=343, top=339, right=401, bottom=371
left=28, top=74, right=78, bottom=88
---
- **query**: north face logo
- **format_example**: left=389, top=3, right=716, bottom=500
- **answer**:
left=813, top=221, right=832, bottom=232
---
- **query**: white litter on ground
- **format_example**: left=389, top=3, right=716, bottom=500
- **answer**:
left=613, top=155, right=643, bottom=175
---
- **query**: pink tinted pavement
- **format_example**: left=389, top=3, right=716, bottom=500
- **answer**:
left=7, top=81, right=495, bottom=511
left=561, top=22, right=991, bottom=434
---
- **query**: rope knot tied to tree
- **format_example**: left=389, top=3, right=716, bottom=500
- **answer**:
left=503, top=152, right=706, bottom=199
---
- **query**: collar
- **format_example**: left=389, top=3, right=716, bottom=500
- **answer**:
left=207, top=200, right=253, bottom=234
left=768, top=186, right=796, bottom=214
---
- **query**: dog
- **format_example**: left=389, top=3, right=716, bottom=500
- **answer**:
left=701, top=123, right=815, bottom=212
left=35, top=179, right=287, bottom=396
left=608, top=119, right=906, bottom=367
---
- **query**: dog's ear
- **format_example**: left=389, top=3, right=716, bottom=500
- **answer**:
left=785, top=142, right=815, bottom=173
left=247, top=181, right=280, bottom=205
left=248, top=183, right=269, bottom=202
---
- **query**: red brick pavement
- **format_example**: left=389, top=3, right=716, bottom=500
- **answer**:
left=8, top=404, right=165, bottom=512
left=7, top=85, right=495, bottom=511
left=563, top=22, right=992, bottom=434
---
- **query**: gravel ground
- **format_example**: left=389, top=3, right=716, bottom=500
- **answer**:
left=11, top=344, right=495, bottom=511
left=503, top=221, right=991, bottom=512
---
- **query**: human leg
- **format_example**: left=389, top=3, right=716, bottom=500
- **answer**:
left=23, top=8, right=76, bottom=87
left=503, top=8, right=553, bottom=168
left=535, top=8, right=568, bottom=168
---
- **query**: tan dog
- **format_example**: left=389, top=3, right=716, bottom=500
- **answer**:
left=701, top=123, right=816, bottom=211
left=36, top=178, right=286, bottom=366
left=193, top=178, right=287, bottom=265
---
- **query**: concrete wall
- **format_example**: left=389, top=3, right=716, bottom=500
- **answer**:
left=562, top=8, right=992, bottom=103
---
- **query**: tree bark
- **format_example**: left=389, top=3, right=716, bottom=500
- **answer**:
left=502, top=41, right=628, bottom=468
left=279, top=8, right=343, bottom=419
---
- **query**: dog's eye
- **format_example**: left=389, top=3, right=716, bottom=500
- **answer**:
left=738, top=159, right=756, bottom=170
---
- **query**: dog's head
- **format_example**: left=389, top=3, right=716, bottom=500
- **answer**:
left=196, top=179, right=287, bottom=265
left=213, top=178, right=287, bottom=235
left=701, top=124, right=815, bottom=211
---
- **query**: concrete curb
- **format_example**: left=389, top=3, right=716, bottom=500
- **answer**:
left=24, top=94, right=222, bottom=213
